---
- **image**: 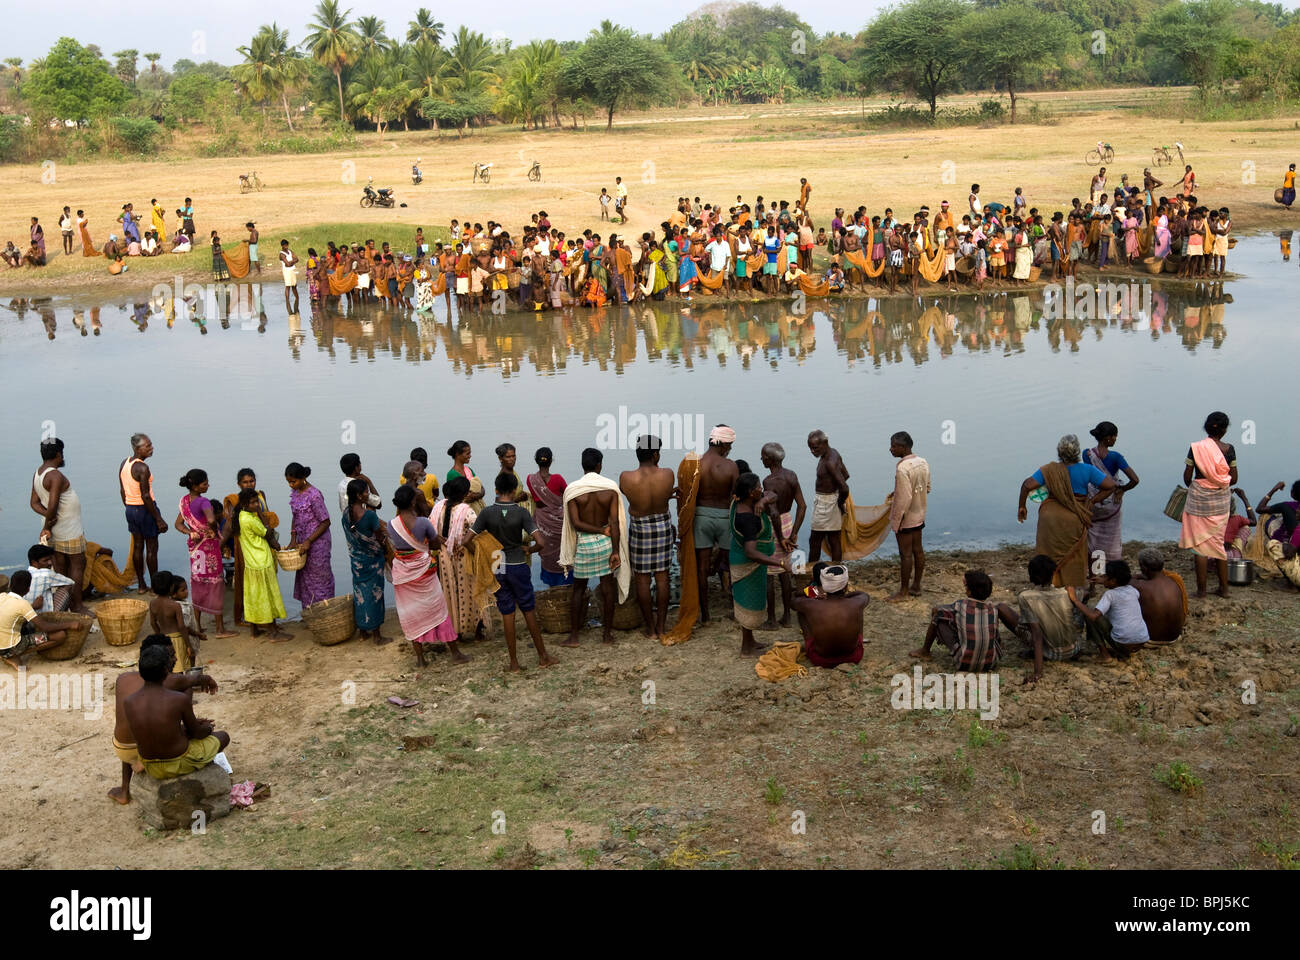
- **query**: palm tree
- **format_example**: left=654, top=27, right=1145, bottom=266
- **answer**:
left=355, top=15, right=391, bottom=63
left=144, top=52, right=161, bottom=74
left=266, top=24, right=308, bottom=131
left=3, top=58, right=20, bottom=90
left=346, top=49, right=407, bottom=137
left=113, top=49, right=139, bottom=87
left=405, top=39, right=447, bottom=130
left=444, top=26, right=496, bottom=98
left=304, top=0, right=359, bottom=122
left=233, top=30, right=278, bottom=125
left=406, top=8, right=444, bottom=47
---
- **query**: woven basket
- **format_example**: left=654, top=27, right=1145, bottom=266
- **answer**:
left=535, top=585, right=590, bottom=634
left=275, top=549, right=307, bottom=571
left=301, top=595, right=355, bottom=646
left=954, top=255, right=974, bottom=275
left=1276, top=187, right=1287, bottom=204
left=1227, top=237, right=1237, bottom=249
left=96, top=597, right=149, bottom=647
left=1141, top=256, right=1164, bottom=275
left=597, top=583, right=644, bottom=631
left=37, top=612, right=95, bottom=661
left=1027, top=265, right=1042, bottom=282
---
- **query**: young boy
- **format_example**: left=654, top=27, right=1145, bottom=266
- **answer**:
left=25, top=544, right=76, bottom=612
left=599, top=188, right=611, bottom=221
left=826, top=261, right=845, bottom=292
left=1067, top=560, right=1149, bottom=660
left=2, top=571, right=69, bottom=667
left=469, top=474, right=558, bottom=672
left=910, top=570, right=1010, bottom=672
left=149, top=571, right=206, bottom=673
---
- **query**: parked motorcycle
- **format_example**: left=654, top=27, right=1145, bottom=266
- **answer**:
left=360, top=179, right=396, bottom=208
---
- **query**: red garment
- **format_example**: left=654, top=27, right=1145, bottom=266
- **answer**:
left=804, top=634, right=864, bottom=668
left=1224, top=515, right=1250, bottom=549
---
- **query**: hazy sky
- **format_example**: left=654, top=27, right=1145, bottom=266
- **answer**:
left=5, top=1, right=891, bottom=67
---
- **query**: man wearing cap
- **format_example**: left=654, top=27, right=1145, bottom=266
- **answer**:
left=693, top=425, right=739, bottom=623
left=789, top=564, right=869, bottom=667
left=807, top=429, right=849, bottom=563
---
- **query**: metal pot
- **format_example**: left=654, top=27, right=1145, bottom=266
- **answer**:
left=1226, top=558, right=1254, bottom=586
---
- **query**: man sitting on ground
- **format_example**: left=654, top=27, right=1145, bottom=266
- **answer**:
left=1012, top=554, right=1085, bottom=684
left=789, top=563, right=870, bottom=667
left=124, top=643, right=230, bottom=780
left=24, top=544, right=76, bottom=613
left=1, top=571, right=71, bottom=667
left=910, top=570, right=1009, bottom=672
left=110, top=634, right=218, bottom=804
left=1131, top=548, right=1186, bottom=646
left=1067, top=559, right=1149, bottom=660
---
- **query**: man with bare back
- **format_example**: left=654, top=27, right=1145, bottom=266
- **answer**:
left=789, top=564, right=870, bottom=667
left=110, top=634, right=218, bottom=804
left=693, top=425, right=739, bottom=623
left=619, top=435, right=676, bottom=640
left=563, top=448, right=623, bottom=646
left=124, top=643, right=229, bottom=782
left=760, top=442, right=806, bottom=628
left=807, top=429, right=849, bottom=563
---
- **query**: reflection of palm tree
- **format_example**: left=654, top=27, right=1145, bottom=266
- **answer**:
left=304, top=0, right=358, bottom=122
left=406, top=8, right=444, bottom=47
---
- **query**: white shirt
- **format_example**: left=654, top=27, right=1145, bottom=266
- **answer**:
left=338, top=477, right=382, bottom=513
left=1094, top=585, right=1150, bottom=646
left=706, top=239, right=731, bottom=272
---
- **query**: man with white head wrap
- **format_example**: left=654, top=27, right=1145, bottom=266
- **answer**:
left=692, top=425, right=739, bottom=623
left=788, top=562, right=870, bottom=667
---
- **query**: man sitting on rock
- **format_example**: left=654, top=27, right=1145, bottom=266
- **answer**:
left=124, top=643, right=229, bottom=781
left=110, top=634, right=218, bottom=803
left=1131, top=548, right=1186, bottom=646
left=788, top=563, right=870, bottom=667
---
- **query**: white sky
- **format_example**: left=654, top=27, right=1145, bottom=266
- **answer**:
left=5, top=1, right=894, bottom=68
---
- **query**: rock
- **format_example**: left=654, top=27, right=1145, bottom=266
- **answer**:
left=132, top=763, right=232, bottom=831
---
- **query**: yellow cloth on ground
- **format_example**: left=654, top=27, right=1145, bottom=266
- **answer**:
left=840, top=492, right=894, bottom=563
left=797, top=274, right=831, bottom=297
left=698, top=268, right=727, bottom=291
left=755, top=641, right=807, bottom=682
left=222, top=241, right=251, bottom=279
left=142, top=734, right=222, bottom=780
left=842, top=249, right=885, bottom=278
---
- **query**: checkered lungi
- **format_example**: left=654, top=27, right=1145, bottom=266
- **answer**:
left=573, top=531, right=612, bottom=580
left=629, top=513, right=673, bottom=573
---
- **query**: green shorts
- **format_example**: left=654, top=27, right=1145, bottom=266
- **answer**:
left=693, top=506, right=732, bottom=550
left=735, top=261, right=747, bottom=278
left=763, top=262, right=778, bottom=276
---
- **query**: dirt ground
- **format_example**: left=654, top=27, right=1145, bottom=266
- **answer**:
left=3, top=91, right=1298, bottom=296
left=2, top=540, right=1296, bottom=870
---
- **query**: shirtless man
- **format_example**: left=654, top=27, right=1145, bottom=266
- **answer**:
left=401, top=461, right=433, bottom=518
left=246, top=222, right=261, bottom=274
left=759, top=442, right=807, bottom=628
left=119, top=433, right=168, bottom=592
left=109, top=634, right=217, bottom=804
left=694, top=425, right=740, bottom=623
left=619, top=435, right=676, bottom=640
left=31, top=437, right=88, bottom=612
left=789, top=564, right=870, bottom=667
left=807, top=429, right=849, bottom=563
left=565, top=448, right=622, bottom=646
left=124, top=644, right=229, bottom=782
left=1131, top=548, right=1186, bottom=646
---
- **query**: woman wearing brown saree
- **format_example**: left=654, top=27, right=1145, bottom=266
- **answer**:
left=76, top=211, right=102, bottom=257
left=1017, top=435, right=1115, bottom=587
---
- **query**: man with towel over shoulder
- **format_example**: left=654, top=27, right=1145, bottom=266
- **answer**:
left=560, top=448, right=630, bottom=647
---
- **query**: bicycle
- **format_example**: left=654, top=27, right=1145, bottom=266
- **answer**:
left=527, top=160, right=541, bottom=182
left=473, top=162, right=492, bottom=184
left=239, top=171, right=264, bottom=193
left=1153, top=145, right=1173, bottom=166
left=1085, top=142, right=1114, bottom=166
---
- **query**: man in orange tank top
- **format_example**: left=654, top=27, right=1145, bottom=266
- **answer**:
left=119, top=433, right=168, bottom=591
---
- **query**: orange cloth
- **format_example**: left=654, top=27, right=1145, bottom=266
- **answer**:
left=661, top=454, right=700, bottom=646
left=797, top=274, right=831, bottom=297
left=755, top=641, right=808, bottom=682
left=222, top=241, right=251, bottom=279
left=839, top=493, right=894, bottom=562
left=328, top=263, right=358, bottom=296
left=842, top=249, right=885, bottom=278
left=80, top=221, right=102, bottom=257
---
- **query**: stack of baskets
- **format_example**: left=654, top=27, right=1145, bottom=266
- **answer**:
left=37, top=612, right=95, bottom=661
left=275, top=549, right=307, bottom=572
left=302, top=595, right=355, bottom=646
left=96, top=597, right=150, bottom=648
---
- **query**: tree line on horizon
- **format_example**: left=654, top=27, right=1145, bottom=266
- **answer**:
left=2, top=0, right=1299, bottom=158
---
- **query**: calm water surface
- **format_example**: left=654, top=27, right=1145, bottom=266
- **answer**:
left=3, top=234, right=1296, bottom=615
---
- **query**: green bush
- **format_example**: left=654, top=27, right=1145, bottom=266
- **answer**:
left=108, top=116, right=161, bottom=154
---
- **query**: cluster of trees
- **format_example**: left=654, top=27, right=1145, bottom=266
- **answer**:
left=4, top=0, right=1299, bottom=149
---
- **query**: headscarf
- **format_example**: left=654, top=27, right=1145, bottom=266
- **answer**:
left=820, top=565, right=849, bottom=594
left=709, top=425, right=736, bottom=445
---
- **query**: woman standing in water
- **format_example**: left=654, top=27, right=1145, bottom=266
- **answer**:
left=285, top=462, right=335, bottom=608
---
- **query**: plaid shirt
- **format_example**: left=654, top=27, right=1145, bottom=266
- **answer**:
left=24, top=566, right=75, bottom=612
left=932, top=598, right=1000, bottom=671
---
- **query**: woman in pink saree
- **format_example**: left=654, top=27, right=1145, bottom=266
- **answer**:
left=176, top=469, right=235, bottom=638
left=1179, top=411, right=1237, bottom=598
left=526, top=447, right=572, bottom=587
left=1123, top=210, right=1140, bottom=261
left=388, top=485, right=465, bottom=665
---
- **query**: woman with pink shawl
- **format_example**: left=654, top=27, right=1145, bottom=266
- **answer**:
left=1179, top=411, right=1238, bottom=598
left=526, top=447, right=572, bottom=587
left=388, top=485, right=465, bottom=665
left=176, top=469, right=235, bottom=638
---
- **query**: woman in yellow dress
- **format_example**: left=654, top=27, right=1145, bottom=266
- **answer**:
left=229, top=488, right=291, bottom=640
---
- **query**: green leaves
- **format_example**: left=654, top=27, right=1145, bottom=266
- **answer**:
left=24, top=37, right=128, bottom=122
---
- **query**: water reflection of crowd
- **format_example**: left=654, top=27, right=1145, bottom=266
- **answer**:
left=7, top=278, right=1233, bottom=361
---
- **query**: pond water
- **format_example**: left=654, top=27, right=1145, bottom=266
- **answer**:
left=2, top=233, right=1296, bottom=616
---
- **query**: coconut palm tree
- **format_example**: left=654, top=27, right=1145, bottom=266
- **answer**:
left=444, top=25, right=496, bottom=98
left=233, top=31, right=278, bottom=125
left=304, top=0, right=359, bottom=122
left=346, top=49, right=408, bottom=137
left=3, top=58, right=21, bottom=90
left=406, top=8, right=444, bottom=47
left=355, top=15, right=391, bottom=63
left=265, top=24, right=308, bottom=131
